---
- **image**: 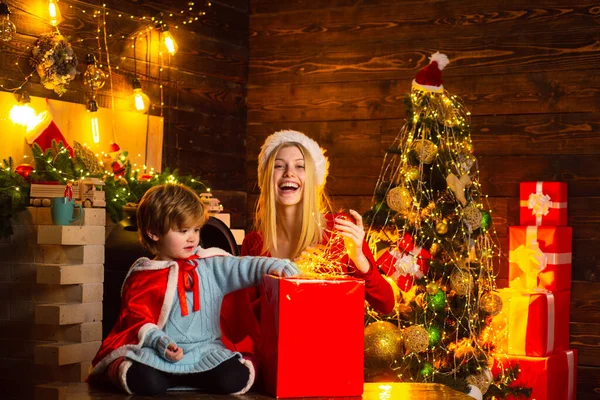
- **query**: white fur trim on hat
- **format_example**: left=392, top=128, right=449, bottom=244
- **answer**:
left=257, top=130, right=329, bottom=188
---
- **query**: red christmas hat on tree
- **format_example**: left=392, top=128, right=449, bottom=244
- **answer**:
left=412, top=52, right=450, bottom=93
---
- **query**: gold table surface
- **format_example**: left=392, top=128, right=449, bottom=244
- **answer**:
left=49, top=382, right=472, bottom=400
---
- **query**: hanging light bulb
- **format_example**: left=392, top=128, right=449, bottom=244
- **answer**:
left=9, top=91, right=47, bottom=132
left=0, top=1, right=17, bottom=42
left=128, top=77, right=150, bottom=113
left=48, top=0, right=62, bottom=27
left=83, top=53, right=107, bottom=89
left=87, top=99, right=100, bottom=144
left=160, top=24, right=178, bottom=55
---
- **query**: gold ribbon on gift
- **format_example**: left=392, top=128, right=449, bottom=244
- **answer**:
left=519, top=182, right=567, bottom=225
left=507, top=289, right=555, bottom=356
left=509, top=227, right=572, bottom=290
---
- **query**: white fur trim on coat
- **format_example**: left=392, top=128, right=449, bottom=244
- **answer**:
left=258, top=130, right=329, bottom=188
left=232, top=358, right=256, bottom=395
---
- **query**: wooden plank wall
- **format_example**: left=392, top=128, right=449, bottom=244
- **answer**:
left=246, top=0, right=600, bottom=396
left=0, top=0, right=249, bottom=227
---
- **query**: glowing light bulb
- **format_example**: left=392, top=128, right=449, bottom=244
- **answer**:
left=48, top=0, right=62, bottom=26
left=0, top=1, right=16, bottom=42
left=158, top=24, right=178, bottom=55
left=83, top=53, right=107, bottom=89
left=87, top=99, right=100, bottom=143
left=9, top=91, right=47, bottom=132
left=128, top=78, right=150, bottom=113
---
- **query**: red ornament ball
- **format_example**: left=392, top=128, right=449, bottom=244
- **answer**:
left=15, top=164, right=34, bottom=179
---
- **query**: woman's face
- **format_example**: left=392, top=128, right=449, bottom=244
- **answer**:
left=272, top=145, right=305, bottom=207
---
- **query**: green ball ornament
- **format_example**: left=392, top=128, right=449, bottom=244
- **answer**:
left=427, top=290, right=446, bottom=312
left=427, top=325, right=442, bottom=347
left=420, top=361, right=435, bottom=377
left=481, top=210, right=492, bottom=232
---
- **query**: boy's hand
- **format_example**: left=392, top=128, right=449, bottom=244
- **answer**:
left=165, top=343, right=183, bottom=362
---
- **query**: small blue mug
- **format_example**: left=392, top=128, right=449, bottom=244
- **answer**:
left=51, top=197, right=83, bottom=226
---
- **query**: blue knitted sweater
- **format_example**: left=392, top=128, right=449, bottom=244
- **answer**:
left=123, top=253, right=299, bottom=374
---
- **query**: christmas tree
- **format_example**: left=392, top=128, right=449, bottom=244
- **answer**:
left=363, top=53, right=529, bottom=399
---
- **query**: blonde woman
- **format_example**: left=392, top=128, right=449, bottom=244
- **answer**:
left=220, top=130, right=394, bottom=360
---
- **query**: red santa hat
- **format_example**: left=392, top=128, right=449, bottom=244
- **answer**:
left=258, top=130, right=329, bottom=188
left=25, top=113, right=74, bottom=157
left=412, top=52, right=450, bottom=93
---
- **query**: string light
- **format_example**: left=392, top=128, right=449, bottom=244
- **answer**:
left=0, top=1, right=16, bottom=42
left=47, top=0, right=62, bottom=27
left=87, top=99, right=100, bottom=144
left=158, top=23, right=178, bottom=55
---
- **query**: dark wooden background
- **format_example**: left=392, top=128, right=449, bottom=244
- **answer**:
left=1, top=0, right=599, bottom=397
left=245, top=0, right=600, bottom=397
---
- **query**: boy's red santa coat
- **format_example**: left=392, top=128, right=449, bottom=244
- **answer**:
left=89, top=247, right=233, bottom=392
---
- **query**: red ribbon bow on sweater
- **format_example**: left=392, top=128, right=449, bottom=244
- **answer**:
left=176, top=255, right=200, bottom=316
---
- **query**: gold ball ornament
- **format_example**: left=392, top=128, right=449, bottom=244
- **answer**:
left=480, top=292, right=503, bottom=316
left=403, top=325, right=429, bottom=353
left=462, top=203, right=482, bottom=232
left=406, top=167, right=420, bottom=181
left=450, top=268, right=474, bottom=296
left=412, top=139, right=438, bottom=164
left=364, top=321, right=404, bottom=370
left=466, top=369, right=493, bottom=395
left=426, top=282, right=440, bottom=295
left=386, top=187, right=412, bottom=212
left=435, top=219, right=449, bottom=235
left=429, top=242, right=441, bottom=257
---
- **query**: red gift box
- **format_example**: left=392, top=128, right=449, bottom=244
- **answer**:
left=520, top=181, right=568, bottom=226
left=492, top=350, right=577, bottom=400
left=491, top=288, right=570, bottom=357
left=509, top=226, right=572, bottom=292
left=258, top=276, right=365, bottom=398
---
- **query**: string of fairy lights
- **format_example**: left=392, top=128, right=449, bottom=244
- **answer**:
left=0, top=0, right=212, bottom=149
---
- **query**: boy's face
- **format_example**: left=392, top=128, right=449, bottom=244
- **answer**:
left=153, top=226, right=201, bottom=261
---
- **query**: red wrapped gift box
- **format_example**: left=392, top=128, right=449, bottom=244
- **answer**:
left=520, top=181, right=568, bottom=226
left=492, top=288, right=570, bottom=357
left=492, top=350, right=577, bottom=400
left=509, top=226, right=572, bottom=292
left=258, top=276, right=365, bottom=398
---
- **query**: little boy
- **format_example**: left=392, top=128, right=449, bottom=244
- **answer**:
left=88, top=184, right=299, bottom=395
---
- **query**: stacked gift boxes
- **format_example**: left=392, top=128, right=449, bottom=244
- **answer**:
left=491, top=182, right=577, bottom=399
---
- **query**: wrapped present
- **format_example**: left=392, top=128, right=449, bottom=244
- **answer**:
left=491, top=288, right=570, bottom=357
left=520, top=181, right=567, bottom=226
left=376, top=232, right=431, bottom=292
left=258, top=276, right=365, bottom=398
left=492, top=350, right=577, bottom=400
left=509, top=226, right=572, bottom=292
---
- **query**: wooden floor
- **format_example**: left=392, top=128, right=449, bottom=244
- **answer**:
left=38, top=382, right=472, bottom=400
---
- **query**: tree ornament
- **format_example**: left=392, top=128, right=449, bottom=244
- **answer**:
left=450, top=267, right=474, bottom=296
left=420, top=361, right=435, bottom=377
left=462, top=203, right=482, bottom=232
left=480, top=292, right=502, bottom=316
left=426, top=281, right=440, bottom=295
left=427, top=289, right=446, bottom=311
left=406, top=167, right=420, bottom=181
left=413, top=139, right=438, bottom=164
left=377, top=232, right=431, bottom=292
left=386, top=186, right=412, bottom=212
left=446, top=173, right=472, bottom=206
left=403, top=325, right=429, bottom=353
left=466, top=369, right=493, bottom=395
left=364, top=321, right=404, bottom=372
left=15, top=164, right=34, bottom=179
left=435, top=219, right=449, bottom=234
left=458, top=152, right=474, bottom=174
left=481, top=210, right=492, bottom=232
left=427, top=325, right=442, bottom=347
left=429, top=242, right=440, bottom=257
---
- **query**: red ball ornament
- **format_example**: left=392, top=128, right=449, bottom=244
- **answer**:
left=139, top=174, right=152, bottom=181
left=15, top=164, right=34, bottom=179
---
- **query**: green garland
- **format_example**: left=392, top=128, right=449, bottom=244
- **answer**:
left=0, top=140, right=208, bottom=238
left=0, top=158, right=30, bottom=239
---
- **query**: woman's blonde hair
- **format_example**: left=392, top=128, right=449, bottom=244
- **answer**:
left=256, top=142, right=329, bottom=258
left=137, top=184, right=206, bottom=254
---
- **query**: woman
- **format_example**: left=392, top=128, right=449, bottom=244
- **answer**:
left=220, top=130, right=394, bottom=358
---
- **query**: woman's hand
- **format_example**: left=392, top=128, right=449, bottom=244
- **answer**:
left=165, top=343, right=184, bottom=362
left=334, top=210, right=370, bottom=273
